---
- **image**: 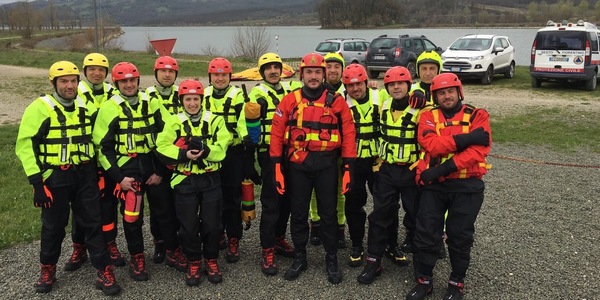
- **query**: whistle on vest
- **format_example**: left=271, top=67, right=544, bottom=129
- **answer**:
left=241, top=179, right=256, bottom=230
left=123, top=181, right=143, bottom=223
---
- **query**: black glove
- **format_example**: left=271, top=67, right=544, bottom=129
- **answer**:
left=453, top=127, right=490, bottom=152
left=408, top=90, right=427, bottom=109
left=33, top=183, right=53, bottom=208
left=188, top=136, right=206, bottom=151
left=243, top=160, right=262, bottom=185
left=419, top=159, right=458, bottom=185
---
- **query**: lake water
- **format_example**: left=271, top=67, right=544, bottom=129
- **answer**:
left=119, top=26, right=538, bottom=66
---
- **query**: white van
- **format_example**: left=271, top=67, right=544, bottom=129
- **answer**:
left=530, top=20, right=600, bottom=91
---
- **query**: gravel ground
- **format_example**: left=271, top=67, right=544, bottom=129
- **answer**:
left=1, top=64, right=599, bottom=299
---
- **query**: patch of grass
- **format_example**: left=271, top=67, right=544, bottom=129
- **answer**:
left=0, top=48, right=273, bottom=77
left=0, top=124, right=41, bottom=249
left=491, top=106, right=600, bottom=153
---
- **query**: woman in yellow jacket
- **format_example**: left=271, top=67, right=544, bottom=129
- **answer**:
left=154, top=79, right=231, bottom=286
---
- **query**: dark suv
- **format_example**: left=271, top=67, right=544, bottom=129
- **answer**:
left=365, top=34, right=443, bottom=79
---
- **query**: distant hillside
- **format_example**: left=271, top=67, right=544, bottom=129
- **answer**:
left=1, top=0, right=319, bottom=26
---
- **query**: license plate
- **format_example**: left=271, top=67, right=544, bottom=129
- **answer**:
left=373, top=56, right=386, bottom=60
left=451, top=67, right=461, bottom=72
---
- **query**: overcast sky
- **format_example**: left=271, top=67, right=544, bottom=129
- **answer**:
left=0, top=0, right=17, bottom=4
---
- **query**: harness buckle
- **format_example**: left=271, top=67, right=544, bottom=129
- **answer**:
left=128, top=153, right=137, bottom=158
left=60, top=164, right=71, bottom=170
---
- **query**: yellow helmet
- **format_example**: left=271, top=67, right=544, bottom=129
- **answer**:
left=49, top=61, right=80, bottom=81
left=258, top=52, right=282, bottom=69
left=416, top=50, right=442, bottom=77
left=82, top=53, right=109, bottom=69
left=324, top=52, right=345, bottom=68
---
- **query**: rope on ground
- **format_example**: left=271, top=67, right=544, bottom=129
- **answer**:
left=488, top=153, right=600, bottom=169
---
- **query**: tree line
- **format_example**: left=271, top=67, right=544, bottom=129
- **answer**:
left=317, top=0, right=600, bottom=28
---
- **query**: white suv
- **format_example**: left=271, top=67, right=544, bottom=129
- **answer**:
left=442, top=34, right=516, bottom=84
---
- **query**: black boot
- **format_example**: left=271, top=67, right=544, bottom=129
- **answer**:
left=325, top=254, right=342, bottom=284
left=400, top=235, right=416, bottom=253
left=357, top=255, right=382, bottom=284
left=284, top=253, right=307, bottom=281
left=442, top=279, right=465, bottom=300
left=406, top=276, right=433, bottom=300
left=152, top=240, right=165, bottom=264
left=309, top=220, right=321, bottom=246
left=348, top=246, right=364, bottom=267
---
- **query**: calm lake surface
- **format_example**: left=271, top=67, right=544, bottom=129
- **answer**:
left=119, top=26, right=538, bottom=66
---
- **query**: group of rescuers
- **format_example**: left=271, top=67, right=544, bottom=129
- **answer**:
left=15, top=48, right=492, bottom=299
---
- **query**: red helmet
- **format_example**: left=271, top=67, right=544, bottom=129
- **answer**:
left=299, top=53, right=325, bottom=79
left=154, top=56, right=178, bottom=72
left=111, top=62, right=139, bottom=82
left=342, top=64, right=368, bottom=85
left=208, top=57, right=232, bottom=74
left=383, top=66, right=413, bottom=85
left=178, top=79, right=204, bottom=97
left=430, top=73, right=464, bottom=101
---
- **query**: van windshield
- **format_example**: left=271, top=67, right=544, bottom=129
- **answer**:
left=536, top=31, right=586, bottom=50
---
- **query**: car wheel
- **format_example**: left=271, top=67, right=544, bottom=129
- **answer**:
left=368, top=70, right=379, bottom=79
left=585, top=72, right=597, bottom=91
left=504, top=61, right=515, bottom=79
left=406, top=61, right=417, bottom=79
left=531, top=77, right=542, bottom=88
left=481, top=65, right=493, bottom=85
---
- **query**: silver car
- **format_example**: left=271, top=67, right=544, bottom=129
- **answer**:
left=315, top=38, right=370, bottom=66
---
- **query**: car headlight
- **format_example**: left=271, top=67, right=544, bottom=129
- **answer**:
left=441, top=55, right=448, bottom=61
left=470, top=55, right=485, bottom=61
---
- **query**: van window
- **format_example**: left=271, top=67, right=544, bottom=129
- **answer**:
left=589, top=32, right=599, bottom=52
left=536, top=31, right=586, bottom=50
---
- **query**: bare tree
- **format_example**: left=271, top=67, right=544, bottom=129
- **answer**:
left=229, top=26, right=272, bottom=60
left=7, top=1, right=40, bottom=38
left=201, top=44, right=224, bottom=56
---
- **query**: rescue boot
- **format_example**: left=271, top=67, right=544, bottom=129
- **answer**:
left=261, top=247, right=278, bottom=276
left=95, top=265, right=121, bottom=296
left=309, top=220, right=321, bottom=246
left=204, top=258, right=223, bottom=284
left=284, top=253, right=308, bottom=281
left=385, top=245, right=409, bottom=266
left=357, top=255, right=382, bottom=284
left=274, top=235, right=295, bottom=258
left=225, top=238, right=240, bottom=263
left=165, top=247, right=188, bottom=272
left=442, top=279, right=465, bottom=300
left=185, top=260, right=202, bottom=287
left=325, top=254, right=342, bottom=284
left=348, top=246, right=364, bottom=267
left=400, top=235, right=416, bottom=254
left=107, top=241, right=126, bottom=267
left=218, top=234, right=227, bottom=250
left=34, top=264, right=56, bottom=293
left=152, top=240, right=166, bottom=264
left=337, top=224, right=347, bottom=249
left=64, top=243, right=88, bottom=271
left=406, top=276, right=433, bottom=300
left=128, top=253, right=148, bottom=281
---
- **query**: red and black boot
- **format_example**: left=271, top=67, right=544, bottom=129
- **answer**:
left=95, top=265, right=121, bottom=295
left=64, top=243, right=88, bottom=271
left=34, top=264, right=56, bottom=293
left=261, top=247, right=278, bottom=276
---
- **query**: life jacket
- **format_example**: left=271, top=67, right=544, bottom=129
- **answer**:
left=146, top=85, right=180, bottom=115
left=345, top=89, right=380, bottom=158
left=420, top=104, right=491, bottom=179
left=170, top=111, right=221, bottom=186
left=378, top=99, right=420, bottom=164
left=284, top=89, right=342, bottom=163
left=203, top=86, right=243, bottom=145
left=255, top=82, right=293, bottom=147
left=37, top=95, right=94, bottom=167
left=111, top=93, right=156, bottom=166
left=78, top=81, right=114, bottom=109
